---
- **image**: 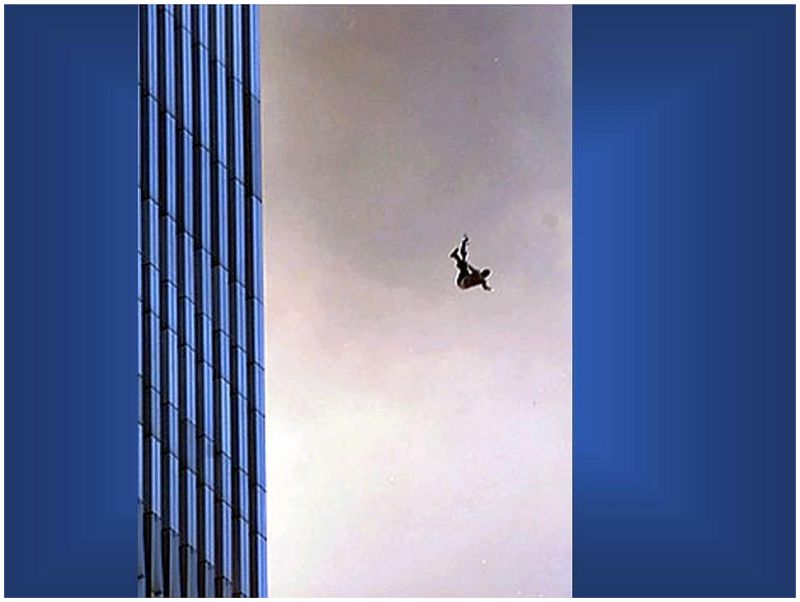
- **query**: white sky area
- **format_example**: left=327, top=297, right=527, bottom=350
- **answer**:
left=260, top=6, right=571, bottom=596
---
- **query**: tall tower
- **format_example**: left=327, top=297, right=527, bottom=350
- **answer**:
left=138, top=5, right=266, bottom=597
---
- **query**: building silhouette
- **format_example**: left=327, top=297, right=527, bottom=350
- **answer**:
left=138, top=5, right=266, bottom=597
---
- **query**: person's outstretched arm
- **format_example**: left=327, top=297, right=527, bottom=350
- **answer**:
left=459, top=234, right=469, bottom=260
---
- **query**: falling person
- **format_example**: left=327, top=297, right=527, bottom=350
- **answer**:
left=450, top=234, right=492, bottom=291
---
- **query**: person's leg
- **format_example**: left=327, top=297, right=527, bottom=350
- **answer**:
left=459, top=236, right=469, bottom=261
left=456, top=263, right=472, bottom=288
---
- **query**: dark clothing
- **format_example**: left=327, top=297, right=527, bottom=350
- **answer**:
left=450, top=236, right=491, bottom=291
left=457, top=269, right=486, bottom=290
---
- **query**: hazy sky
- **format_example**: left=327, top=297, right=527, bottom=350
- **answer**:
left=260, top=6, right=572, bottom=596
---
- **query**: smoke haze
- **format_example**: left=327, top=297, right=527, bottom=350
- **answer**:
left=261, top=6, right=572, bottom=596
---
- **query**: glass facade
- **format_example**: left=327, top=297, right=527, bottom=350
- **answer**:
left=138, top=5, right=266, bottom=597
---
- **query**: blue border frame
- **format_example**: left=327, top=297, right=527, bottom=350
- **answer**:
left=4, top=5, right=795, bottom=597
left=573, top=6, right=795, bottom=597
left=5, top=6, right=138, bottom=596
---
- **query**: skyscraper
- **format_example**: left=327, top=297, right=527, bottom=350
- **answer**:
left=138, top=5, right=266, bottom=597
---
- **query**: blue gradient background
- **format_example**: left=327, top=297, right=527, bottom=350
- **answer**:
left=3, top=5, right=795, bottom=598
left=573, top=6, right=795, bottom=597
left=5, top=6, right=138, bottom=596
